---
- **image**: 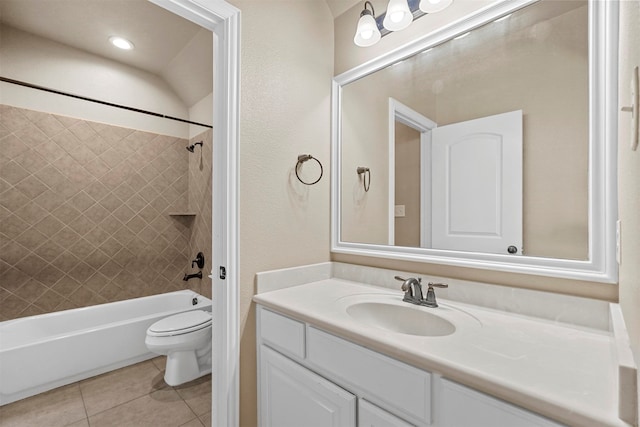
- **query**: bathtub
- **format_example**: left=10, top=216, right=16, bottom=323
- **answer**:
left=0, top=290, right=211, bottom=405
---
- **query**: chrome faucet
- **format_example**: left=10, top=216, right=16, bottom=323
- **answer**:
left=394, top=276, right=448, bottom=308
left=394, top=276, right=424, bottom=304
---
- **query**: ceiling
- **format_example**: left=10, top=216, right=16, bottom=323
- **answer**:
left=0, top=0, right=359, bottom=106
left=0, top=0, right=212, bottom=107
left=325, top=0, right=361, bottom=18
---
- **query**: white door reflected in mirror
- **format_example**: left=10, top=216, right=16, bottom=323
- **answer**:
left=431, top=110, right=522, bottom=255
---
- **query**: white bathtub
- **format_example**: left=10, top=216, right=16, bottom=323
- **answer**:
left=0, top=290, right=212, bottom=405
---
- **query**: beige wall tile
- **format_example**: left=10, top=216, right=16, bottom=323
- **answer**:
left=0, top=106, right=193, bottom=319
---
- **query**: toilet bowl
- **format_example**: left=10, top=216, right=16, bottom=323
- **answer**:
left=145, top=310, right=212, bottom=386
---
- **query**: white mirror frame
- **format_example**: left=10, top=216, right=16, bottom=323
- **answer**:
left=331, top=0, right=619, bottom=284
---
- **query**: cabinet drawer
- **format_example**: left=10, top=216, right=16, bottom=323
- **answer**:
left=258, top=306, right=305, bottom=359
left=307, top=327, right=431, bottom=426
left=439, top=379, right=566, bottom=427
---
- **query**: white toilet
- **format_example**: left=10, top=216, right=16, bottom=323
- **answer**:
left=145, top=310, right=212, bottom=386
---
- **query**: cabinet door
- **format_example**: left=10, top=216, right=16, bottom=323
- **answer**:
left=259, top=345, right=356, bottom=427
left=359, top=399, right=415, bottom=427
left=438, top=379, right=565, bottom=427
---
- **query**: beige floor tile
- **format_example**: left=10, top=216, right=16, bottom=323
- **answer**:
left=79, top=360, right=164, bottom=415
left=179, top=418, right=204, bottom=427
left=88, top=390, right=196, bottom=427
left=0, top=384, right=86, bottom=427
left=199, top=412, right=212, bottom=427
left=174, top=375, right=212, bottom=416
left=64, top=418, right=89, bottom=427
left=151, top=356, right=166, bottom=371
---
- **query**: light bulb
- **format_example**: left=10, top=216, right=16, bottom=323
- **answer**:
left=383, top=0, right=412, bottom=32
left=361, top=29, right=374, bottom=40
left=354, top=10, right=381, bottom=47
left=419, top=0, right=453, bottom=13
left=109, top=36, right=134, bottom=50
left=390, top=11, right=404, bottom=23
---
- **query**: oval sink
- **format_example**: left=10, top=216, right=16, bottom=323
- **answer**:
left=346, top=301, right=456, bottom=337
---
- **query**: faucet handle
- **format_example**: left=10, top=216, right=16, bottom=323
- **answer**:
left=394, top=276, right=409, bottom=291
left=427, top=282, right=448, bottom=288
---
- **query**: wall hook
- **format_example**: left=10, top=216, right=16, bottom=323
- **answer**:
left=357, top=166, right=371, bottom=192
left=295, top=154, right=323, bottom=185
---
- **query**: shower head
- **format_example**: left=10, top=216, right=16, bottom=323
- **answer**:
left=186, top=141, right=203, bottom=153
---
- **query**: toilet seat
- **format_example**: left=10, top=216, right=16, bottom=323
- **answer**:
left=147, top=310, right=211, bottom=337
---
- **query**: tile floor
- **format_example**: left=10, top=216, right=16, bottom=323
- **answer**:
left=0, top=358, right=211, bottom=427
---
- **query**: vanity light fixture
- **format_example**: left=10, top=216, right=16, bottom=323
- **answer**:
left=354, top=0, right=454, bottom=47
left=109, top=36, right=134, bottom=50
left=383, top=0, right=413, bottom=32
left=354, top=1, right=382, bottom=47
left=419, top=0, right=453, bottom=13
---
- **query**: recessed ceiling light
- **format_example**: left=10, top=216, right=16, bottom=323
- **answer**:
left=109, top=36, right=134, bottom=50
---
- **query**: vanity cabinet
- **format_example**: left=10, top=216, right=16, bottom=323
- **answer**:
left=260, top=345, right=356, bottom=427
left=257, top=305, right=565, bottom=427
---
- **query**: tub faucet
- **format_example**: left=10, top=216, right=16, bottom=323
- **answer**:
left=183, top=272, right=202, bottom=281
left=394, top=276, right=424, bottom=304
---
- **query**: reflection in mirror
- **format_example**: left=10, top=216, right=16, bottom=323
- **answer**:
left=333, top=0, right=618, bottom=283
left=341, top=0, right=588, bottom=260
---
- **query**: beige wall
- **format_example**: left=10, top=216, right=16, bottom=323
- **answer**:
left=617, top=0, right=640, bottom=419
left=340, top=3, right=589, bottom=260
left=229, top=1, right=334, bottom=425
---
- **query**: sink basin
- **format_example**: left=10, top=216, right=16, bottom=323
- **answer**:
left=346, top=301, right=456, bottom=337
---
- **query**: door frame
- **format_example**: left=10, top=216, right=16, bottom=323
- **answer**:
left=149, top=1, right=240, bottom=426
left=388, top=98, right=437, bottom=247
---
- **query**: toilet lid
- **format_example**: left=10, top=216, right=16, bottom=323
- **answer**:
left=148, top=310, right=212, bottom=336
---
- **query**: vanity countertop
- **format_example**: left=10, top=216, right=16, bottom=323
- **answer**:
left=253, top=278, right=630, bottom=427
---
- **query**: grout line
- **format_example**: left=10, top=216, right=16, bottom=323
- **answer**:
left=78, top=382, right=91, bottom=426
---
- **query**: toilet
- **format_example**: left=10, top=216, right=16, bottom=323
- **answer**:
left=145, top=310, right=212, bottom=386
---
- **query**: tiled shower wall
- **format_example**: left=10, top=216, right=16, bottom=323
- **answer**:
left=185, top=129, right=213, bottom=300
left=0, top=105, right=197, bottom=321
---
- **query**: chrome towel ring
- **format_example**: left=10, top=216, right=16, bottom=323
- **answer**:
left=295, top=154, right=323, bottom=185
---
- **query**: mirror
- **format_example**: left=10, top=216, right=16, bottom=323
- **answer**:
left=331, top=0, right=618, bottom=283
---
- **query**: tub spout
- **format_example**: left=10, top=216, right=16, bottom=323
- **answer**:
left=183, top=272, right=202, bottom=281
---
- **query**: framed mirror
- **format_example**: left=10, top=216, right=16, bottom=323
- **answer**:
left=331, top=0, right=618, bottom=283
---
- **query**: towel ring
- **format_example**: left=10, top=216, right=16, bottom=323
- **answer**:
left=295, top=154, right=323, bottom=185
left=357, top=167, right=371, bottom=192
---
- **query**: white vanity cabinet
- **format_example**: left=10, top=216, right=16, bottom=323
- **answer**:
left=436, top=379, right=564, bottom=427
left=257, top=305, right=566, bottom=427
left=260, top=345, right=356, bottom=427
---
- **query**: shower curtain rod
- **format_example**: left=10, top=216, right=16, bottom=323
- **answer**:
left=0, top=76, right=213, bottom=129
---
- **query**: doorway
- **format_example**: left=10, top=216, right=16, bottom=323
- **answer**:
left=149, top=1, right=240, bottom=426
